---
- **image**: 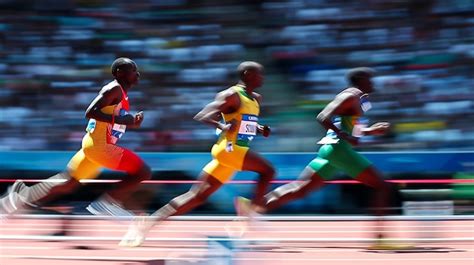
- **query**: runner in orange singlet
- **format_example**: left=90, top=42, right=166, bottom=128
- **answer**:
left=0, top=58, right=151, bottom=217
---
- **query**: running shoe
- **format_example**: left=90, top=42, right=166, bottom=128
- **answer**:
left=119, top=215, right=153, bottom=247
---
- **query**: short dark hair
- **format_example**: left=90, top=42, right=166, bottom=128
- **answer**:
left=111, top=57, right=136, bottom=76
left=237, top=61, right=263, bottom=79
left=346, top=67, right=375, bottom=86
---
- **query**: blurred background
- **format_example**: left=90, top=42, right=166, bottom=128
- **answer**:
left=0, top=0, right=472, bottom=214
left=0, top=0, right=473, bottom=152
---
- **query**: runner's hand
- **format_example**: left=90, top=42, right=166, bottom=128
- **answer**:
left=131, top=111, right=144, bottom=128
left=257, top=124, right=271, bottom=137
left=219, top=119, right=237, bottom=133
left=370, top=122, right=390, bottom=136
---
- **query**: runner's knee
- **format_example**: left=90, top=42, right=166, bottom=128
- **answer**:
left=261, top=165, right=275, bottom=179
left=259, top=170, right=274, bottom=184
left=54, top=179, right=80, bottom=194
left=132, top=164, right=152, bottom=181
left=368, top=175, right=388, bottom=190
left=298, top=183, right=314, bottom=197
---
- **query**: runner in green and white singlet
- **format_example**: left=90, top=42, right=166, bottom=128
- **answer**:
left=236, top=67, right=403, bottom=250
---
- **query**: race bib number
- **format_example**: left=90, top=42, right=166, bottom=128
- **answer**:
left=111, top=123, right=127, bottom=139
left=111, top=109, right=128, bottom=140
left=360, top=95, right=372, bottom=112
left=237, top=114, right=258, bottom=145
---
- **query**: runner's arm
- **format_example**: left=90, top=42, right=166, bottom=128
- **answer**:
left=85, top=86, right=135, bottom=126
left=193, top=90, right=240, bottom=130
left=316, top=93, right=359, bottom=145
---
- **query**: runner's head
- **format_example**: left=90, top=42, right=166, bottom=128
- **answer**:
left=237, top=61, right=264, bottom=89
left=111, top=58, right=140, bottom=87
left=346, top=67, right=375, bottom=93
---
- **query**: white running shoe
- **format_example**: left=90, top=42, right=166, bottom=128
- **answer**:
left=119, top=215, right=153, bottom=247
left=10, top=180, right=27, bottom=194
left=0, top=180, right=29, bottom=216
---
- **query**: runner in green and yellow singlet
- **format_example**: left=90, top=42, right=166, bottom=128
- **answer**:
left=120, top=61, right=274, bottom=247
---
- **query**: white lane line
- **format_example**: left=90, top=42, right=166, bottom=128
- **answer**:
left=0, top=255, right=473, bottom=262
left=0, top=246, right=361, bottom=253
left=3, top=245, right=472, bottom=253
left=235, top=258, right=474, bottom=261
left=0, top=246, right=52, bottom=250
left=2, top=222, right=472, bottom=229
left=7, top=214, right=474, bottom=221
left=1, top=246, right=205, bottom=252
left=0, top=235, right=472, bottom=242
left=1, top=228, right=473, bottom=233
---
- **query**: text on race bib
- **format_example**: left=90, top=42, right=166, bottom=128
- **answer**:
left=238, top=115, right=258, bottom=136
left=236, top=114, right=258, bottom=146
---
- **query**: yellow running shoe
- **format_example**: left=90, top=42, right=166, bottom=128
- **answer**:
left=368, top=239, right=415, bottom=251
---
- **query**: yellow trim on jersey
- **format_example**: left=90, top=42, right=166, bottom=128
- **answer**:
left=218, top=85, right=260, bottom=146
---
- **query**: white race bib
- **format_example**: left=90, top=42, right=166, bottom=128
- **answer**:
left=111, top=109, right=129, bottom=141
left=236, top=114, right=258, bottom=146
left=238, top=120, right=257, bottom=136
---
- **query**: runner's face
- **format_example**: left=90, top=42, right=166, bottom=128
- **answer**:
left=126, top=64, right=140, bottom=85
left=118, top=63, right=140, bottom=86
left=246, top=69, right=264, bottom=88
left=359, top=76, right=373, bottom=93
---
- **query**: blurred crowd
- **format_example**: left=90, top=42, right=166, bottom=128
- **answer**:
left=0, top=0, right=473, bottom=152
